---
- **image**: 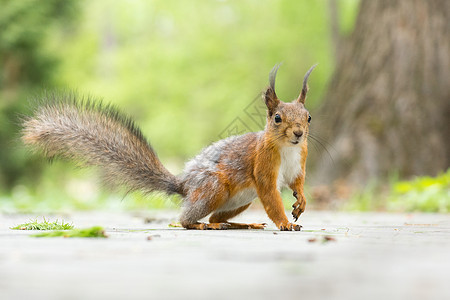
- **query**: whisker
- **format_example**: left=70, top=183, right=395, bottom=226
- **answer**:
left=265, top=132, right=286, bottom=149
left=309, top=132, right=336, bottom=151
left=308, top=135, right=335, bottom=165
left=308, top=137, right=321, bottom=154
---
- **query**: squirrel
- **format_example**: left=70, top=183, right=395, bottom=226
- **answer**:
left=22, top=64, right=316, bottom=231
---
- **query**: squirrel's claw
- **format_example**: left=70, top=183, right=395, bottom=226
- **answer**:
left=291, top=204, right=304, bottom=221
left=291, top=196, right=306, bottom=222
left=291, top=191, right=305, bottom=221
left=279, top=222, right=302, bottom=231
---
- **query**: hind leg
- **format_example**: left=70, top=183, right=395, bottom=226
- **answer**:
left=209, top=204, right=266, bottom=230
left=183, top=222, right=231, bottom=230
left=180, top=180, right=232, bottom=230
left=181, top=199, right=233, bottom=230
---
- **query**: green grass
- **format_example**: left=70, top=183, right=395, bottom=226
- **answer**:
left=11, top=217, right=74, bottom=230
left=10, top=216, right=107, bottom=238
left=31, top=226, right=107, bottom=238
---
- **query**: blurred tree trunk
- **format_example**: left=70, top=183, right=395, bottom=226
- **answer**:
left=311, top=0, right=450, bottom=185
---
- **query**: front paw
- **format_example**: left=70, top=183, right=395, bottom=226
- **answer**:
left=278, top=222, right=302, bottom=231
left=291, top=197, right=306, bottom=222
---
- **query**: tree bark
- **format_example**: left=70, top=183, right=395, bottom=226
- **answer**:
left=311, top=0, right=450, bottom=185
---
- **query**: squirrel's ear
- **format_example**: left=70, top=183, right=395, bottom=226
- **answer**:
left=296, top=64, right=317, bottom=104
left=265, top=64, right=281, bottom=116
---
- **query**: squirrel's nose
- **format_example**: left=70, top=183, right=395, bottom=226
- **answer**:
left=293, top=130, right=303, bottom=138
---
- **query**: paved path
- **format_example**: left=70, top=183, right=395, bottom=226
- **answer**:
left=0, top=210, right=449, bottom=300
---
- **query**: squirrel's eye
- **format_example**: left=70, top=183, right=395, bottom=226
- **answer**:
left=274, top=114, right=282, bottom=124
left=308, top=115, right=311, bottom=123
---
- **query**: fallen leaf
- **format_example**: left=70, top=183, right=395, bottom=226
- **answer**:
left=323, top=236, right=336, bottom=242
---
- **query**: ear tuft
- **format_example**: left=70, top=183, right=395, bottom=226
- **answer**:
left=265, top=64, right=282, bottom=116
left=269, top=63, right=282, bottom=91
left=297, top=64, right=317, bottom=104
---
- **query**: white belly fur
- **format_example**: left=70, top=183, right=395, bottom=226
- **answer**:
left=215, top=146, right=302, bottom=213
left=277, top=146, right=303, bottom=190
left=216, top=188, right=257, bottom=213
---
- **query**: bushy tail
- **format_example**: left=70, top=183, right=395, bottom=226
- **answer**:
left=22, top=92, right=182, bottom=196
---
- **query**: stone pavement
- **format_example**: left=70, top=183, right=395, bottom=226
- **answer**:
left=0, top=210, right=449, bottom=300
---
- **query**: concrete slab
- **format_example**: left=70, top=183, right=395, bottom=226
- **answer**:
left=0, top=210, right=449, bottom=300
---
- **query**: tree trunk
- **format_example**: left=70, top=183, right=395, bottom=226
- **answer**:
left=311, top=0, right=450, bottom=186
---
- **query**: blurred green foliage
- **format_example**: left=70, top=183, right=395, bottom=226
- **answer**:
left=0, top=161, right=180, bottom=213
left=387, top=170, right=450, bottom=213
left=2, top=0, right=446, bottom=214
left=346, top=169, right=450, bottom=213
left=0, top=0, right=79, bottom=190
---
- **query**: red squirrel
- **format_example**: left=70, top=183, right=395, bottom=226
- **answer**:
left=22, top=64, right=316, bottom=231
